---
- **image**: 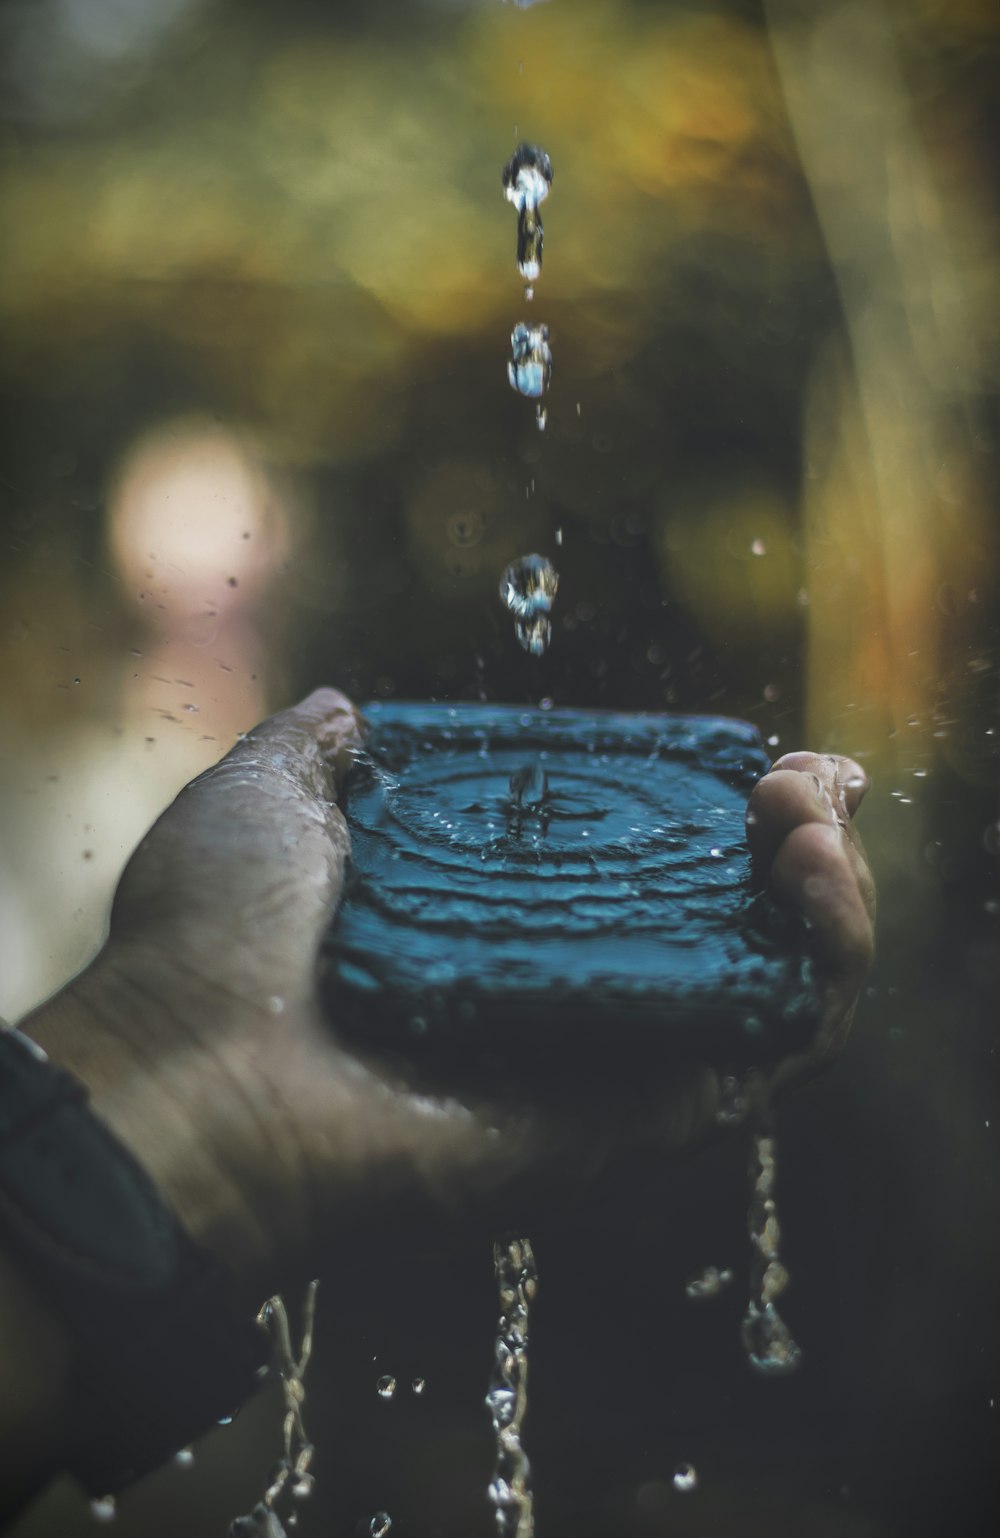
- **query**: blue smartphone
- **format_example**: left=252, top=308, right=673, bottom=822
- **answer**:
left=319, top=703, right=821, bottom=1086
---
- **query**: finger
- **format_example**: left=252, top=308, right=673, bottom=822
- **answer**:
left=203, top=687, right=364, bottom=805
left=769, top=820, right=875, bottom=984
left=108, top=690, right=364, bottom=982
left=746, top=752, right=869, bottom=873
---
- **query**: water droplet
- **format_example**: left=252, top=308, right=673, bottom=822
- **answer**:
left=291, top=1474, right=314, bottom=1500
left=370, top=1514, right=392, bottom=1538
left=174, top=1446, right=195, bottom=1468
left=500, top=554, right=559, bottom=656
left=673, top=1463, right=698, bottom=1493
left=376, top=1374, right=397, bottom=1400
left=751, top=538, right=767, bottom=556
left=685, top=1265, right=734, bottom=1301
left=90, top=1497, right=116, bottom=1522
left=716, top=1074, right=748, bottom=1126
left=508, top=323, right=552, bottom=399
left=502, top=143, right=552, bottom=279
left=411, top=1376, right=426, bottom=1396
left=268, top=996, right=285, bottom=1014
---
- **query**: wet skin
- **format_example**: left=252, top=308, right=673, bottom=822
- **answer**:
left=20, top=689, right=875, bottom=1313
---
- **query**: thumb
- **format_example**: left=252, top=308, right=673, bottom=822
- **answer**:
left=108, top=690, right=364, bottom=967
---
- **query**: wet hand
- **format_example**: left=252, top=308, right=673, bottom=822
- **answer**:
left=22, top=696, right=874, bottom=1304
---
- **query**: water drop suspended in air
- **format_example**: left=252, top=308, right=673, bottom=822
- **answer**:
left=508, top=322, right=552, bottom=399
left=376, top=1374, right=397, bottom=1400
left=502, top=143, right=553, bottom=279
left=411, top=1376, right=426, bottom=1396
left=174, top=1446, right=195, bottom=1468
left=673, top=1463, right=698, bottom=1493
left=500, top=553, right=559, bottom=657
left=89, top=1498, right=116, bottom=1523
left=370, top=1514, right=392, bottom=1538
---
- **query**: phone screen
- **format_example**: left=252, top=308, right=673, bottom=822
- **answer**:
left=320, top=703, right=821, bottom=1087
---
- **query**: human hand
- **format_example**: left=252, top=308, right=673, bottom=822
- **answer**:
left=21, top=694, right=874, bottom=1304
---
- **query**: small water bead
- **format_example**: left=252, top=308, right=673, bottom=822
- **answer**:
left=174, top=1446, right=195, bottom=1468
left=716, top=1073, right=749, bottom=1127
left=376, top=1374, right=397, bottom=1399
left=411, top=1376, right=426, bottom=1396
left=685, top=1265, right=734, bottom=1301
left=370, top=1515, right=392, bottom=1538
left=673, top=1463, right=698, bottom=1493
left=508, top=323, right=552, bottom=399
left=228, top=1505, right=289, bottom=1538
left=90, top=1497, right=116, bottom=1522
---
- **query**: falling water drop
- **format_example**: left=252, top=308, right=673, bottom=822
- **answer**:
left=499, top=554, right=558, bottom=657
left=174, top=1446, right=195, bottom=1468
left=376, top=1374, right=397, bottom=1400
left=502, top=143, right=553, bottom=279
left=89, top=1497, right=116, bottom=1523
left=673, top=1463, right=698, bottom=1493
left=411, top=1376, right=426, bottom=1396
left=370, top=1514, right=392, bottom=1538
left=508, top=323, right=552, bottom=400
left=486, top=1236, right=537, bottom=1538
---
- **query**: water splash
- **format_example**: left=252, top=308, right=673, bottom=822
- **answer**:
left=228, top=1283, right=319, bottom=1537
left=486, top=1236, right=537, bottom=1538
left=508, top=323, right=552, bottom=400
left=502, top=144, right=553, bottom=280
left=499, top=554, right=558, bottom=656
left=741, top=1130, right=801, bottom=1375
left=507, top=761, right=548, bottom=811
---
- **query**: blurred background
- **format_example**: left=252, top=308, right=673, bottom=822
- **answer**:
left=1, top=0, right=997, bottom=1534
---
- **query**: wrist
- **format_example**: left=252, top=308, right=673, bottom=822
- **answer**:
left=19, top=944, right=301, bottom=1308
